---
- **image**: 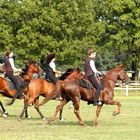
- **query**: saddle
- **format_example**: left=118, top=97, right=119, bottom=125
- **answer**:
left=79, top=78, right=104, bottom=90
left=0, top=74, right=22, bottom=90
left=79, top=79, right=94, bottom=89
left=45, top=77, right=52, bottom=83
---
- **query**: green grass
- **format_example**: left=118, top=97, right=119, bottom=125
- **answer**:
left=0, top=91, right=140, bottom=140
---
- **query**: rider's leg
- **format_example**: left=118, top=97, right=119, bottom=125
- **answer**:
left=46, top=72, right=58, bottom=84
left=6, top=72, right=23, bottom=98
left=87, top=75, right=102, bottom=105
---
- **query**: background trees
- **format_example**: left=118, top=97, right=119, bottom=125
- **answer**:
left=0, top=0, right=139, bottom=79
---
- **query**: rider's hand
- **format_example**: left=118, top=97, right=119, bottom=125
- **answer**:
left=18, top=68, right=22, bottom=72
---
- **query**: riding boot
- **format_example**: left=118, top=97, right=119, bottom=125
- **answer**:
left=16, top=87, right=24, bottom=99
left=46, top=72, right=58, bottom=84
left=93, top=99, right=102, bottom=106
left=93, top=89, right=102, bottom=106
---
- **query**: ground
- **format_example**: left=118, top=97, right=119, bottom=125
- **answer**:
left=0, top=91, right=140, bottom=140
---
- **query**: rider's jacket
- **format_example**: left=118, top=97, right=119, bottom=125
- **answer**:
left=84, top=57, right=94, bottom=77
left=5, top=56, right=13, bottom=73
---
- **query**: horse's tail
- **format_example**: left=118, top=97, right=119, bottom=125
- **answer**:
left=39, top=81, right=65, bottom=106
left=7, top=79, right=30, bottom=106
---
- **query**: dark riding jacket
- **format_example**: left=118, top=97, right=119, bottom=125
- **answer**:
left=5, top=57, right=13, bottom=73
left=84, top=57, right=94, bottom=77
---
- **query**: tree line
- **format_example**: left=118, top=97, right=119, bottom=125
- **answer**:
left=0, top=0, right=140, bottom=79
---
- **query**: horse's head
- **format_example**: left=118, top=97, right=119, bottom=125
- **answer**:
left=65, top=68, right=84, bottom=81
left=116, top=65, right=131, bottom=84
left=28, top=62, right=39, bottom=73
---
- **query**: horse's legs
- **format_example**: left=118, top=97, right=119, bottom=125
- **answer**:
left=106, top=99, right=121, bottom=116
left=50, top=99, right=68, bottom=123
left=58, top=108, right=63, bottom=121
left=19, top=99, right=29, bottom=119
left=34, top=97, right=45, bottom=119
left=24, top=108, right=29, bottom=118
left=0, top=101, right=6, bottom=112
left=93, top=105, right=103, bottom=126
left=0, top=100, right=8, bottom=117
left=72, top=97, right=85, bottom=126
left=58, top=99, right=71, bottom=121
left=23, top=99, right=30, bottom=118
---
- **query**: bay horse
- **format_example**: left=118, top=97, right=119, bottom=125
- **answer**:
left=0, top=61, right=39, bottom=118
left=39, top=65, right=131, bottom=126
left=17, top=68, right=84, bottom=120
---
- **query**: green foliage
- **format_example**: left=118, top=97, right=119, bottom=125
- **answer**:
left=0, top=0, right=139, bottom=73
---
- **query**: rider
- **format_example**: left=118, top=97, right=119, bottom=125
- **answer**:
left=44, top=53, right=61, bottom=84
left=84, top=48, right=102, bottom=106
left=4, top=50, right=23, bottom=98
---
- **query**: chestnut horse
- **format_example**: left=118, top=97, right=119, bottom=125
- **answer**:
left=0, top=62, right=39, bottom=118
left=22, top=61, right=40, bottom=80
left=18, top=68, right=84, bottom=120
left=39, top=65, right=131, bottom=126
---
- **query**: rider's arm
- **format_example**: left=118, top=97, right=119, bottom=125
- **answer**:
left=9, top=57, right=18, bottom=71
left=49, top=61, right=61, bottom=74
left=90, top=60, right=101, bottom=75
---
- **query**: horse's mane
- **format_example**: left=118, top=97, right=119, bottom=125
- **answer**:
left=105, top=65, right=123, bottom=75
left=101, top=65, right=124, bottom=80
left=59, top=68, right=74, bottom=80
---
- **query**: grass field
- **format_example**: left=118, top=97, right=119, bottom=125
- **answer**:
left=0, top=91, right=140, bottom=140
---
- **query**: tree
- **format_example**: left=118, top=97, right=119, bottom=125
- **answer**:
left=0, top=0, right=139, bottom=76
left=95, top=0, right=140, bottom=78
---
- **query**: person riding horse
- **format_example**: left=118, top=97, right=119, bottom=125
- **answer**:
left=4, top=50, right=23, bottom=98
left=84, top=48, right=102, bottom=106
left=43, top=53, right=61, bottom=84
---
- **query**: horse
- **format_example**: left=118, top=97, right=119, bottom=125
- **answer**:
left=22, top=60, right=40, bottom=80
left=38, top=65, right=131, bottom=126
left=0, top=61, right=39, bottom=118
left=17, top=68, right=84, bottom=120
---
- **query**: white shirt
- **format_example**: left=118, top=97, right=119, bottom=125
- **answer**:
left=9, top=57, right=18, bottom=71
left=90, top=60, right=101, bottom=75
left=49, top=61, right=56, bottom=72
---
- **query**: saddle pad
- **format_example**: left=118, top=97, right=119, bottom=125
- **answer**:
left=1, top=75, right=22, bottom=90
left=7, top=80, right=16, bottom=90
left=79, top=79, right=94, bottom=89
left=79, top=79, right=104, bottom=90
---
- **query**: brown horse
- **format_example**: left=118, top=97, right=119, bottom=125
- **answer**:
left=22, top=61, right=40, bottom=80
left=18, top=68, right=84, bottom=120
left=0, top=62, right=39, bottom=118
left=39, top=65, right=131, bottom=126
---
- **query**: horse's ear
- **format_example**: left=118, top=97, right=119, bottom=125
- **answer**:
left=76, top=67, right=81, bottom=72
left=118, top=64, right=125, bottom=69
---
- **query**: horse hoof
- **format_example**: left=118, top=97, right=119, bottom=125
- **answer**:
left=45, top=118, right=52, bottom=124
left=17, top=118, right=22, bottom=121
left=4, top=111, right=9, bottom=116
left=27, top=116, right=31, bottom=119
left=3, top=114, right=8, bottom=118
left=42, top=117, right=46, bottom=121
left=92, top=121, right=98, bottom=126
left=81, top=124, right=85, bottom=127
left=80, top=122, right=85, bottom=126
left=59, top=117, right=64, bottom=121
left=112, top=111, right=119, bottom=116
